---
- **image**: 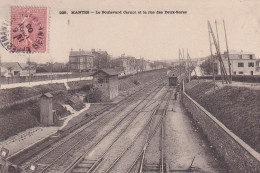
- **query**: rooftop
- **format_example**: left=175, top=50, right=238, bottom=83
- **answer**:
left=1, top=62, right=22, bottom=70
left=41, top=93, right=53, bottom=98
left=224, top=50, right=254, bottom=55
left=69, top=50, right=94, bottom=56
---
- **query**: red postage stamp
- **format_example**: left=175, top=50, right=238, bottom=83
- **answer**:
left=10, top=7, right=47, bottom=53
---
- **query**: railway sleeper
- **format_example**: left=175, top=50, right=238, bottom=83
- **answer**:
left=72, top=159, right=100, bottom=173
left=143, top=164, right=160, bottom=171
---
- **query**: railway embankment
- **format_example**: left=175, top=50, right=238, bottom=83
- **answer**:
left=182, top=80, right=260, bottom=173
left=0, top=69, right=166, bottom=142
left=0, top=83, right=85, bottom=141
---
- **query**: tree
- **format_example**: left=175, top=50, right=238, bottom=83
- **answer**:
left=200, top=58, right=218, bottom=75
left=92, top=51, right=111, bottom=69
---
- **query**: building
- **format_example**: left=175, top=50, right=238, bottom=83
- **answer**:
left=217, top=50, right=256, bottom=75
left=143, top=60, right=153, bottom=71
left=19, top=63, right=36, bottom=76
left=120, top=55, right=137, bottom=74
left=52, top=62, right=66, bottom=72
left=91, top=49, right=111, bottom=69
left=40, top=93, right=54, bottom=126
left=69, top=49, right=94, bottom=72
left=256, top=59, right=260, bottom=75
left=92, top=69, right=119, bottom=100
left=0, top=65, right=8, bottom=77
left=0, top=62, right=36, bottom=77
left=1, top=62, right=22, bottom=76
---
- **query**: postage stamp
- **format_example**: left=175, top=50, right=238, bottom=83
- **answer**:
left=10, top=7, right=47, bottom=53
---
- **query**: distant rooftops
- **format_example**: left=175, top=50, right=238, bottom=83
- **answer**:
left=70, top=48, right=109, bottom=57
left=1, top=62, right=21, bottom=69
left=69, top=49, right=93, bottom=56
left=224, top=50, right=254, bottom=55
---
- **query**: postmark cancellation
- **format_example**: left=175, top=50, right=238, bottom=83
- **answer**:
left=10, top=7, right=47, bottom=53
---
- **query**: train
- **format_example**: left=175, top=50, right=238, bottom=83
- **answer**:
left=167, top=70, right=178, bottom=87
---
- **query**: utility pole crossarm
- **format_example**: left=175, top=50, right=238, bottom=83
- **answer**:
left=208, top=21, right=230, bottom=84
left=223, top=20, right=232, bottom=84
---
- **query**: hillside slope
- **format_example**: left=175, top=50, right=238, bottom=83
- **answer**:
left=185, top=80, right=260, bottom=153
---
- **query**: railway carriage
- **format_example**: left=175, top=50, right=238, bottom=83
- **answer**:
left=167, top=71, right=178, bottom=86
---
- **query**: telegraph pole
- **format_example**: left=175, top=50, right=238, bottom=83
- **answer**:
left=187, top=49, right=190, bottom=82
left=208, top=21, right=230, bottom=84
left=215, top=20, right=224, bottom=84
left=50, top=59, right=53, bottom=83
left=28, top=54, right=31, bottom=85
left=223, top=20, right=232, bottom=84
left=179, top=48, right=181, bottom=79
left=208, top=24, right=216, bottom=88
left=183, top=48, right=185, bottom=78
left=67, top=62, right=69, bottom=82
left=0, top=54, right=1, bottom=88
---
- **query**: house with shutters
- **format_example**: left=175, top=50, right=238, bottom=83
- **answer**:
left=216, top=50, right=256, bottom=75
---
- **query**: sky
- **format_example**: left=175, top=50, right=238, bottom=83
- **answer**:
left=0, top=0, right=259, bottom=63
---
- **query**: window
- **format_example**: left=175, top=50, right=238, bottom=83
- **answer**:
left=98, top=79, right=104, bottom=83
left=239, top=55, right=243, bottom=59
left=248, top=62, right=254, bottom=67
left=251, top=71, right=253, bottom=75
left=238, top=71, right=243, bottom=74
left=238, top=62, right=244, bottom=67
left=250, top=55, right=253, bottom=59
left=234, top=71, right=236, bottom=75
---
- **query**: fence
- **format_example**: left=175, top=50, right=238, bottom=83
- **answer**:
left=0, top=72, right=91, bottom=85
left=193, top=75, right=260, bottom=83
left=182, top=91, right=260, bottom=173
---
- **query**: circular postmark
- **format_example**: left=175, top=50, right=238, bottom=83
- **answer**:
left=10, top=7, right=47, bottom=53
left=0, top=19, right=12, bottom=51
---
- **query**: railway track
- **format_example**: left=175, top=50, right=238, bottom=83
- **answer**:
left=64, top=87, right=170, bottom=173
left=125, top=87, right=173, bottom=173
left=104, top=88, right=173, bottom=173
left=139, top=88, right=172, bottom=173
left=64, top=87, right=172, bottom=173
left=19, top=77, right=166, bottom=172
left=64, top=89, right=168, bottom=173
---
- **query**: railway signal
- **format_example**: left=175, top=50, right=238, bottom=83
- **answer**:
left=0, top=148, right=19, bottom=173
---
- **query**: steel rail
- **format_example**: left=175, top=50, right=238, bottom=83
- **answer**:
left=64, top=85, right=167, bottom=173
left=38, top=78, right=165, bottom=173
left=65, top=88, right=163, bottom=173
left=103, top=89, right=171, bottom=173
left=103, top=110, right=163, bottom=173
left=127, top=88, right=173, bottom=173
left=21, top=77, right=163, bottom=168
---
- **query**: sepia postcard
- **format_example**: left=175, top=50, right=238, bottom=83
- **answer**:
left=0, top=0, right=259, bottom=173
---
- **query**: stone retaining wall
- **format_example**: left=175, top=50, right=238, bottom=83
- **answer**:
left=182, top=92, right=260, bottom=173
